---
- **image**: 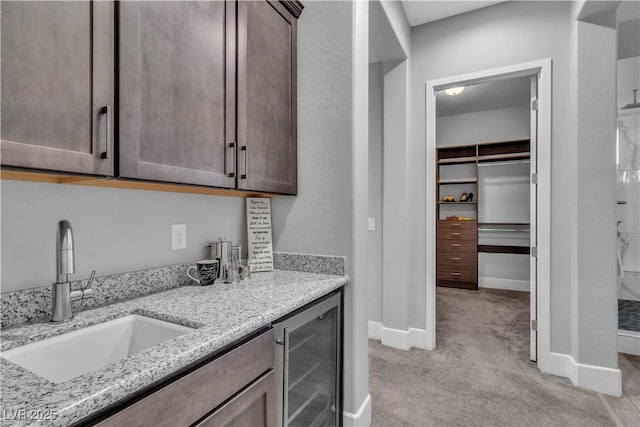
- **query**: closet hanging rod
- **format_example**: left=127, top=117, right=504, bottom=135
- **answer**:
left=477, top=159, right=531, bottom=166
left=478, top=227, right=530, bottom=232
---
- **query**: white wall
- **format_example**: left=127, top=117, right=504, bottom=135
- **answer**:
left=571, top=5, right=618, bottom=369
left=0, top=181, right=245, bottom=292
left=408, top=1, right=574, bottom=353
left=436, top=105, right=530, bottom=147
left=368, top=62, right=383, bottom=323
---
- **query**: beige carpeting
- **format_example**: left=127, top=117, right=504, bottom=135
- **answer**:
left=369, top=287, right=617, bottom=426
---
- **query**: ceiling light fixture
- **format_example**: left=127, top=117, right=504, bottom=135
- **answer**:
left=444, top=86, right=465, bottom=96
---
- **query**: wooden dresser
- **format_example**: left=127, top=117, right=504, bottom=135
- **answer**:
left=436, top=219, right=478, bottom=289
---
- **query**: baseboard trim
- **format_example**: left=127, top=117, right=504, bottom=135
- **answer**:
left=479, top=276, right=530, bottom=292
left=618, top=329, right=640, bottom=356
left=545, top=352, right=621, bottom=396
left=368, top=321, right=382, bottom=340
left=379, top=325, right=430, bottom=350
left=343, top=393, right=371, bottom=427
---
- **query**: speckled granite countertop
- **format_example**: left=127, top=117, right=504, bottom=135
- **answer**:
left=0, top=269, right=347, bottom=426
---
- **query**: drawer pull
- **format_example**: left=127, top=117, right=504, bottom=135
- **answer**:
left=451, top=232, right=461, bottom=237
left=451, top=223, right=462, bottom=228
left=450, top=244, right=461, bottom=248
left=451, top=257, right=461, bottom=261
left=450, top=272, right=462, bottom=276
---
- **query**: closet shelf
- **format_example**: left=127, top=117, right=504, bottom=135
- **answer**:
left=437, top=201, right=478, bottom=205
left=437, top=178, right=477, bottom=185
left=478, top=222, right=529, bottom=226
left=437, top=156, right=477, bottom=164
left=477, top=152, right=530, bottom=162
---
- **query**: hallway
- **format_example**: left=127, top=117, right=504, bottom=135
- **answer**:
left=369, top=287, right=617, bottom=426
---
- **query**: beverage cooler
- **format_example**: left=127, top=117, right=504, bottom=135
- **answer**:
left=274, top=290, right=342, bottom=427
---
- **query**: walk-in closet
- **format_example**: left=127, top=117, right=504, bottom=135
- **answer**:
left=434, top=75, right=536, bottom=358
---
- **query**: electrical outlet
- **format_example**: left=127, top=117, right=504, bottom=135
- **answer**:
left=171, top=224, right=187, bottom=250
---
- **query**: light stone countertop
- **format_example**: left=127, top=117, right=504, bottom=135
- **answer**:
left=0, top=269, right=347, bottom=426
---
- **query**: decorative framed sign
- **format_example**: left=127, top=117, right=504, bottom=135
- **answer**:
left=246, top=197, right=274, bottom=272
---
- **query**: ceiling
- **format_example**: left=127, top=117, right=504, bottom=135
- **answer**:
left=436, top=76, right=531, bottom=117
left=400, top=0, right=505, bottom=27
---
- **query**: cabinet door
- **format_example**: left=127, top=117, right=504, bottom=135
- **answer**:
left=196, top=371, right=275, bottom=427
left=119, top=1, right=235, bottom=188
left=1, top=1, right=114, bottom=175
left=237, top=1, right=298, bottom=195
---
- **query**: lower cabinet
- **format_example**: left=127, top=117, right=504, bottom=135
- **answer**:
left=95, top=329, right=274, bottom=427
left=195, top=371, right=275, bottom=427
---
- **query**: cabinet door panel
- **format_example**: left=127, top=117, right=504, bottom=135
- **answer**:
left=237, top=0, right=297, bottom=194
left=196, top=371, right=275, bottom=427
left=1, top=1, right=114, bottom=175
left=119, top=1, right=234, bottom=188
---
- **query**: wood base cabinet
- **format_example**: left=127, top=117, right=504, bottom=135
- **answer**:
left=94, top=330, right=275, bottom=427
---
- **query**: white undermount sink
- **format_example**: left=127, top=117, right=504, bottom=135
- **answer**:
left=2, top=314, right=194, bottom=384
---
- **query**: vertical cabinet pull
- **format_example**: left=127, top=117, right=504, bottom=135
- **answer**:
left=99, top=105, right=111, bottom=159
left=240, top=145, right=247, bottom=179
left=226, top=142, right=236, bottom=178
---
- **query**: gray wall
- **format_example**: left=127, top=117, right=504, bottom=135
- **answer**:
left=436, top=105, right=530, bottom=147
left=270, top=0, right=370, bottom=417
left=408, top=1, right=574, bottom=352
left=1, top=180, right=245, bottom=292
left=368, top=61, right=383, bottom=323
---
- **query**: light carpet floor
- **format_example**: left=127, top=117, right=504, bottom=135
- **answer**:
left=369, top=287, right=617, bottom=426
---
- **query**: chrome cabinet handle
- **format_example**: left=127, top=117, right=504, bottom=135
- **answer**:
left=451, top=257, right=461, bottom=261
left=240, top=145, right=247, bottom=179
left=99, top=105, right=111, bottom=159
left=451, top=272, right=462, bottom=276
left=451, top=232, right=461, bottom=237
left=226, top=142, right=236, bottom=178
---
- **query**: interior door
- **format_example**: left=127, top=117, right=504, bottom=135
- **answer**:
left=529, top=75, right=539, bottom=362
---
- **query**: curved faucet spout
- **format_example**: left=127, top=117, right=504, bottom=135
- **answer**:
left=56, top=220, right=75, bottom=284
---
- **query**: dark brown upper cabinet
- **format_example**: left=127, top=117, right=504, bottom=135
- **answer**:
left=236, top=0, right=300, bottom=195
left=1, top=0, right=301, bottom=196
left=0, top=1, right=115, bottom=176
left=118, top=1, right=236, bottom=188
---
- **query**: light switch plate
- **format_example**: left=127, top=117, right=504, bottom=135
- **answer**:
left=171, top=224, right=187, bottom=250
left=368, top=218, right=376, bottom=231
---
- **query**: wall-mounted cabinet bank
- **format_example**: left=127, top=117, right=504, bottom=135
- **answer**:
left=0, top=0, right=301, bottom=195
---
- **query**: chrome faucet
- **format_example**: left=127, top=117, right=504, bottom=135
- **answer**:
left=51, top=220, right=94, bottom=322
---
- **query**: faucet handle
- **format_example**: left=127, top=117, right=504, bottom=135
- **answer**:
left=84, top=270, right=96, bottom=291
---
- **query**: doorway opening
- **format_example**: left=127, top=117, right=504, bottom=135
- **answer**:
left=425, top=59, right=552, bottom=371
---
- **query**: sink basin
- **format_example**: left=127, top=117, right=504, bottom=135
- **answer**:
left=2, top=315, right=194, bottom=384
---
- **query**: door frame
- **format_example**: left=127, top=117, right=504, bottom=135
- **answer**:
left=424, top=58, right=552, bottom=372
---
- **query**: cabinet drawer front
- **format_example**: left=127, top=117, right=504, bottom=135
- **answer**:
left=437, top=231, right=477, bottom=242
left=196, top=370, right=275, bottom=427
left=437, top=265, right=477, bottom=282
left=437, top=241, right=477, bottom=252
left=437, top=251, right=477, bottom=267
left=437, top=220, right=477, bottom=232
left=97, top=330, right=274, bottom=427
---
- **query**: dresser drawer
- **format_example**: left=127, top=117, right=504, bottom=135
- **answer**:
left=437, top=220, right=477, bottom=232
left=437, top=240, right=477, bottom=253
left=437, top=250, right=477, bottom=268
left=437, top=223, right=477, bottom=242
left=436, top=264, right=477, bottom=282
